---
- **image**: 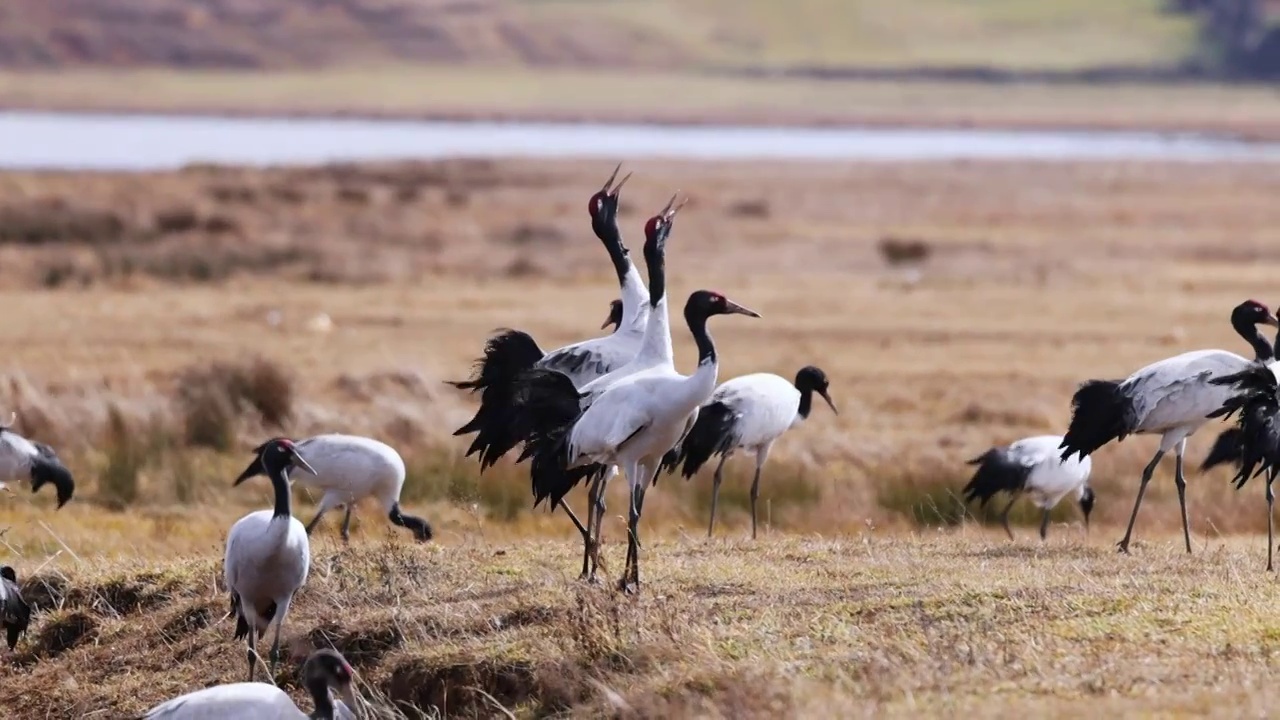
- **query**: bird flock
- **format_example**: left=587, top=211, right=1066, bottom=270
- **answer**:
left=3, top=165, right=1280, bottom=716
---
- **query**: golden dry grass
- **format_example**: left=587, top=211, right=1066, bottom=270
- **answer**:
left=3, top=158, right=1280, bottom=715
left=5, top=534, right=1280, bottom=718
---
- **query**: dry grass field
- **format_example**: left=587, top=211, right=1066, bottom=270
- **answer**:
left=3, top=158, right=1280, bottom=716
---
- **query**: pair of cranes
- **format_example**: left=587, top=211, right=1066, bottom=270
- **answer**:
left=962, top=298, right=1280, bottom=567
left=449, top=164, right=838, bottom=591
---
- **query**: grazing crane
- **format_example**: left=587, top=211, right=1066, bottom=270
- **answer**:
left=1201, top=300, right=1280, bottom=472
left=659, top=366, right=838, bottom=539
left=1059, top=300, right=1279, bottom=554
left=226, top=438, right=318, bottom=681
left=234, top=434, right=433, bottom=544
left=962, top=435, right=1094, bottom=540
left=1205, top=356, right=1280, bottom=570
left=520, top=290, right=761, bottom=592
left=141, top=648, right=357, bottom=719
left=449, top=163, right=650, bottom=471
left=544, top=196, right=685, bottom=582
left=0, top=412, right=75, bottom=508
left=1, top=565, right=30, bottom=652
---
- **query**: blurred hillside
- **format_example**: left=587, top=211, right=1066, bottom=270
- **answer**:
left=0, top=0, right=1211, bottom=74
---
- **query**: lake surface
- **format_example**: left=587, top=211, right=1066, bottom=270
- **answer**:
left=4, top=110, right=1280, bottom=170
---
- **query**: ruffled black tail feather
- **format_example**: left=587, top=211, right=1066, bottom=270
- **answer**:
left=509, top=369, right=608, bottom=508
left=961, top=448, right=1030, bottom=508
left=1208, top=364, right=1280, bottom=488
left=1059, top=379, right=1138, bottom=462
left=658, top=402, right=740, bottom=479
left=449, top=329, right=546, bottom=469
left=1200, top=427, right=1245, bottom=472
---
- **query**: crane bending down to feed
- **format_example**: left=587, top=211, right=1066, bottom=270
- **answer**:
left=1207, top=351, right=1280, bottom=570
left=1, top=565, right=30, bottom=652
left=225, top=438, right=318, bottom=681
left=141, top=649, right=357, bottom=719
left=659, top=366, right=838, bottom=539
left=1201, top=301, right=1280, bottom=472
left=0, top=412, right=75, bottom=508
left=520, top=290, right=760, bottom=593
left=233, top=434, right=433, bottom=544
left=1059, top=299, right=1279, bottom=554
left=545, top=195, right=685, bottom=582
left=962, top=435, right=1094, bottom=540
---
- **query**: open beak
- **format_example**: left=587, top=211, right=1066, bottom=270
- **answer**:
left=660, top=192, right=688, bottom=221
left=232, top=457, right=265, bottom=486
left=602, top=162, right=631, bottom=196
left=819, top=389, right=838, bottom=415
left=290, top=449, right=319, bottom=477
left=723, top=299, right=761, bottom=318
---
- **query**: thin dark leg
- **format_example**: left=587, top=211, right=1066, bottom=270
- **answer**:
left=579, top=484, right=598, bottom=581
left=245, top=626, right=257, bottom=683
left=1039, top=508, right=1051, bottom=541
left=749, top=462, right=763, bottom=540
left=1118, top=451, right=1164, bottom=554
left=708, top=455, right=727, bottom=538
left=589, top=472, right=608, bottom=581
left=1268, top=477, right=1275, bottom=572
left=619, top=483, right=642, bottom=594
left=340, top=508, right=353, bottom=544
left=999, top=495, right=1018, bottom=541
left=304, top=508, right=327, bottom=535
left=1174, top=451, right=1191, bottom=554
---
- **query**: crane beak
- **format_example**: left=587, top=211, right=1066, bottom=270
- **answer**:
left=290, top=450, right=319, bottom=477
left=723, top=299, right=761, bottom=318
left=601, top=162, right=630, bottom=195
left=600, top=314, right=617, bottom=331
left=660, top=192, right=688, bottom=221
left=819, top=389, right=838, bottom=415
left=232, top=458, right=265, bottom=486
left=1265, top=313, right=1280, bottom=328
left=337, top=682, right=358, bottom=713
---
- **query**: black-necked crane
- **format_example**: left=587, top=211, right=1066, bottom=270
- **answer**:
left=0, top=412, right=75, bottom=508
left=538, top=195, right=686, bottom=581
left=520, top=290, right=760, bottom=593
left=659, top=365, right=837, bottom=539
left=1058, top=299, right=1279, bottom=555
left=1, top=565, right=30, bottom=652
left=142, top=648, right=357, bottom=719
left=449, top=164, right=650, bottom=471
left=962, top=435, right=1094, bottom=540
left=234, top=434, right=432, bottom=544
left=1201, top=300, right=1280, bottom=472
left=1206, top=349, right=1280, bottom=570
left=225, top=438, right=318, bottom=681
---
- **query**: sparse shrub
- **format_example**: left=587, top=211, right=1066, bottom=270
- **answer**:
left=726, top=198, right=770, bottom=218
left=0, top=200, right=129, bottom=245
left=201, top=214, right=240, bottom=234
left=878, top=235, right=933, bottom=266
left=206, top=184, right=256, bottom=204
left=175, top=357, right=294, bottom=450
left=152, top=206, right=200, bottom=235
left=873, top=458, right=969, bottom=527
left=98, top=405, right=144, bottom=509
left=337, top=186, right=371, bottom=204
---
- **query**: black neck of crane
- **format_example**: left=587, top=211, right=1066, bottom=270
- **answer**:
left=597, top=219, right=631, bottom=285
left=643, top=232, right=666, bottom=309
left=685, top=301, right=716, bottom=366
left=797, top=387, right=814, bottom=419
left=1233, top=314, right=1274, bottom=362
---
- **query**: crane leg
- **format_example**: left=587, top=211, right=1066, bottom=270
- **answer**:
left=304, top=508, right=327, bottom=535
left=245, top=626, right=257, bottom=683
left=999, top=495, right=1018, bottom=541
left=1039, top=508, right=1051, bottom=541
left=619, top=482, right=642, bottom=594
left=1118, top=450, right=1164, bottom=554
left=749, top=462, right=763, bottom=540
left=340, top=507, right=353, bottom=544
left=269, top=600, right=290, bottom=678
left=1174, top=445, right=1192, bottom=554
left=1267, top=477, right=1275, bottom=572
left=708, top=455, right=728, bottom=538
left=587, top=469, right=611, bottom=583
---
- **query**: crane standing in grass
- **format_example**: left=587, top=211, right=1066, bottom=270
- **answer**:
left=233, top=434, right=433, bottom=544
left=520, top=290, right=761, bottom=592
left=1200, top=300, right=1280, bottom=473
left=142, top=649, right=358, bottom=719
left=225, top=438, right=318, bottom=681
left=660, top=366, right=838, bottom=539
left=962, top=435, right=1094, bottom=541
left=1059, top=299, right=1279, bottom=554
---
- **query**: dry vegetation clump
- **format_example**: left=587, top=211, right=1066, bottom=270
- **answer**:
left=5, top=536, right=1280, bottom=717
